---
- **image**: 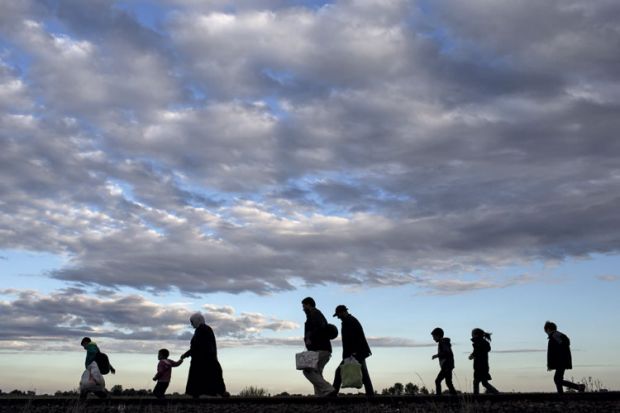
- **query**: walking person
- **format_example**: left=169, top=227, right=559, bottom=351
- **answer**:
left=469, top=328, right=499, bottom=394
left=79, top=337, right=115, bottom=400
left=302, top=297, right=336, bottom=397
left=180, top=313, right=229, bottom=398
left=431, top=327, right=458, bottom=395
left=332, top=305, right=374, bottom=397
left=152, top=348, right=183, bottom=399
left=544, top=321, right=585, bottom=393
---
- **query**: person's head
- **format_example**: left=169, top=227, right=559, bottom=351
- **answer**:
left=472, top=328, right=492, bottom=341
left=431, top=327, right=444, bottom=342
left=301, top=297, right=316, bottom=312
left=158, top=349, right=170, bottom=360
left=80, top=337, right=91, bottom=348
left=333, top=305, right=349, bottom=319
left=190, top=312, right=206, bottom=329
left=544, top=321, right=557, bottom=335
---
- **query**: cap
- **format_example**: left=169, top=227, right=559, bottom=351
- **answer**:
left=333, top=305, right=348, bottom=317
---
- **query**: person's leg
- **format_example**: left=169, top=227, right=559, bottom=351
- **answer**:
left=79, top=390, right=88, bottom=401
left=473, top=378, right=480, bottom=395
left=303, top=351, right=335, bottom=396
left=560, top=376, right=584, bottom=392
left=153, top=381, right=168, bottom=399
left=554, top=369, right=565, bottom=393
left=435, top=371, right=445, bottom=395
left=481, top=380, right=499, bottom=394
left=443, top=369, right=456, bottom=394
left=332, top=359, right=344, bottom=394
left=359, top=358, right=374, bottom=396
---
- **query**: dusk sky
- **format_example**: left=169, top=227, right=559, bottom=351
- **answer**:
left=1, top=0, right=619, bottom=395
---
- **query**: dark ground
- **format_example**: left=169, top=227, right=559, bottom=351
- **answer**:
left=1, top=392, right=619, bottom=412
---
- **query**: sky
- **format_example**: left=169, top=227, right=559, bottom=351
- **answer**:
left=1, top=0, right=619, bottom=395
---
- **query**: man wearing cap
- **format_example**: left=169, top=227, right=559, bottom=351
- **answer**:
left=332, top=305, right=374, bottom=396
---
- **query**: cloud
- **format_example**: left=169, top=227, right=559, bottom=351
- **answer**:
left=597, top=275, right=620, bottom=282
left=1, top=0, right=620, bottom=295
left=0, top=289, right=298, bottom=350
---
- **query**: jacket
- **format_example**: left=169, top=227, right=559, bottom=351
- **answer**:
left=471, top=336, right=491, bottom=380
left=436, top=337, right=455, bottom=370
left=547, top=330, right=572, bottom=370
left=304, top=308, right=332, bottom=352
left=340, top=314, right=371, bottom=360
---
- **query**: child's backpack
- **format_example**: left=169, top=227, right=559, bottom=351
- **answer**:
left=94, top=351, right=111, bottom=375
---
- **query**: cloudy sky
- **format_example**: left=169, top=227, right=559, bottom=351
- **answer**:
left=1, top=0, right=619, bottom=395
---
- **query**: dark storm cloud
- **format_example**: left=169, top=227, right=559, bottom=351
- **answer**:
left=0, top=0, right=619, bottom=294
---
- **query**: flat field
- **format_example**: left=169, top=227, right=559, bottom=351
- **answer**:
left=1, top=393, right=619, bottom=413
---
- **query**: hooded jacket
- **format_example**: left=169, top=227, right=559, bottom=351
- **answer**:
left=436, top=337, right=455, bottom=370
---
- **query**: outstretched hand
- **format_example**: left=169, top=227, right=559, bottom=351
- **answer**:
left=110, top=367, right=116, bottom=375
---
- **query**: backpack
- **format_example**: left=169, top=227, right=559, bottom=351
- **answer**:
left=325, top=323, right=339, bottom=340
left=94, top=351, right=111, bottom=375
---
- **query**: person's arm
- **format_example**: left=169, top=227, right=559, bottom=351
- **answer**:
left=170, top=359, right=183, bottom=367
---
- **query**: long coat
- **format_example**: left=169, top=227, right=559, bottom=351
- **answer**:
left=182, top=324, right=227, bottom=396
left=471, top=337, right=492, bottom=381
left=547, top=330, right=572, bottom=370
left=340, top=314, right=371, bottom=360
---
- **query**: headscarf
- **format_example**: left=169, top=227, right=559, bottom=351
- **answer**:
left=190, top=312, right=206, bottom=328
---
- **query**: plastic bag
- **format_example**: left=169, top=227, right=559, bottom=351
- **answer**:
left=80, top=361, right=106, bottom=392
left=295, top=351, right=319, bottom=370
left=340, top=357, right=363, bottom=388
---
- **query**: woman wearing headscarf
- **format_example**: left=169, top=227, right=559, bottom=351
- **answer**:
left=181, top=312, right=229, bottom=397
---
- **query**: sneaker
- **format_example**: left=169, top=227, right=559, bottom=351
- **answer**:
left=578, top=384, right=586, bottom=393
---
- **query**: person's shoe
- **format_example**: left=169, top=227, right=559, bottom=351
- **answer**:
left=323, top=390, right=338, bottom=398
left=578, top=384, right=586, bottom=393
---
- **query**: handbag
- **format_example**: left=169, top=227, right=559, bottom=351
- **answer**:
left=340, top=356, right=363, bottom=388
left=295, top=350, right=319, bottom=370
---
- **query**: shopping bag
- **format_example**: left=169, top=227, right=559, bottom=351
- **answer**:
left=295, top=351, right=319, bottom=370
left=340, top=357, right=363, bottom=388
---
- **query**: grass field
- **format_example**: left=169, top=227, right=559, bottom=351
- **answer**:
left=1, top=393, right=619, bottom=413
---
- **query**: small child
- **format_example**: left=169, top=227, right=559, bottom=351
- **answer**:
left=152, top=348, right=183, bottom=399
left=469, top=328, right=499, bottom=394
left=544, top=321, right=585, bottom=394
left=431, top=327, right=457, bottom=395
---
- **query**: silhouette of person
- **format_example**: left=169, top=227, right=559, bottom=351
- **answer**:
left=301, top=297, right=336, bottom=396
left=180, top=313, right=229, bottom=398
left=152, top=348, right=183, bottom=399
left=331, top=305, right=374, bottom=396
left=544, top=321, right=585, bottom=393
left=79, top=337, right=114, bottom=400
left=468, top=328, right=499, bottom=394
left=431, top=327, right=457, bottom=395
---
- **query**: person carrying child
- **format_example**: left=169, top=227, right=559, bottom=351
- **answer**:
left=431, top=327, right=457, bottom=395
left=152, top=348, right=183, bottom=399
left=469, top=328, right=499, bottom=394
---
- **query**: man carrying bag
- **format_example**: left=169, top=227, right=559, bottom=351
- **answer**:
left=301, top=297, right=336, bottom=397
left=332, top=305, right=374, bottom=397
